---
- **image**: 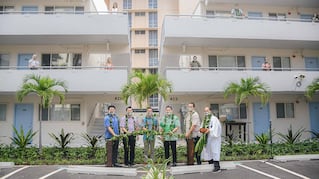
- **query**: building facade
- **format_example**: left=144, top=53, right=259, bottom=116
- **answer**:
left=0, top=0, right=318, bottom=146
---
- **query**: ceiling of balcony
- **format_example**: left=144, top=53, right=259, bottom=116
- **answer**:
left=206, top=0, right=319, bottom=8
left=0, top=35, right=129, bottom=45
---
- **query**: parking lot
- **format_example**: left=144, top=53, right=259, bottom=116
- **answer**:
left=1, top=159, right=318, bottom=179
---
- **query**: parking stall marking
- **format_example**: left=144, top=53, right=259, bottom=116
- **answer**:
left=38, top=168, right=65, bottom=179
left=237, top=164, right=280, bottom=179
left=262, top=161, right=311, bottom=179
left=1, top=166, right=29, bottom=179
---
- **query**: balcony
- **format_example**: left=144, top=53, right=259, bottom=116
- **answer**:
left=0, top=66, right=128, bottom=93
left=205, top=0, right=319, bottom=8
left=165, top=67, right=319, bottom=93
left=162, top=15, right=319, bottom=50
left=0, top=12, right=129, bottom=45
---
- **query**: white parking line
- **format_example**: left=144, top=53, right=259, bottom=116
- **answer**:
left=38, top=168, right=65, bottom=179
left=262, top=161, right=311, bottom=179
left=237, top=164, right=280, bottom=179
left=1, top=166, right=29, bottom=179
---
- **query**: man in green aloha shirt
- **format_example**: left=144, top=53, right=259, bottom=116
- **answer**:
left=160, top=105, right=180, bottom=167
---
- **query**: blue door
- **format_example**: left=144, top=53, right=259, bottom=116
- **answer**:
left=14, top=104, right=34, bottom=140
left=300, top=14, right=313, bottom=22
left=247, top=12, right=263, bottom=20
left=18, top=54, right=33, bottom=69
left=251, top=56, right=265, bottom=70
left=309, top=102, right=319, bottom=136
left=22, top=6, right=38, bottom=14
left=253, top=103, right=270, bottom=136
left=305, top=57, right=319, bottom=71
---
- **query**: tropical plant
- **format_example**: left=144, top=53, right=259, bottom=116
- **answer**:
left=277, top=125, right=305, bottom=144
left=308, top=130, right=319, bottom=139
left=49, top=129, right=74, bottom=150
left=81, top=133, right=102, bottom=149
left=255, top=133, right=270, bottom=145
left=142, top=158, right=174, bottom=179
left=224, top=77, right=271, bottom=105
left=17, top=74, right=68, bottom=151
left=121, top=70, right=173, bottom=108
left=305, top=77, right=319, bottom=100
left=10, top=126, right=37, bottom=149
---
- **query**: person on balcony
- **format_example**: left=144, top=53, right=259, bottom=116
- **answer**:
left=28, top=54, right=40, bottom=70
left=231, top=8, right=244, bottom=18
left=185, top=102, right=201, bottom=165
left=160, top=105, right=180, bottom=167
left=141, top=107, right=158, bottom=163
left=262, top=61, right=271, bottom=71
left=104, top=105, right=120, bottom=167
left=190, top=56, right=201, bottom=70
left=111, top=2, right=118, bottom=13
left=201, top=107, right=222, bottom=173
left=104, top=57, right=113, bottom=70
left=313, top=13, right=319, bottom=22
left=120, top=106, right=138, bottom=167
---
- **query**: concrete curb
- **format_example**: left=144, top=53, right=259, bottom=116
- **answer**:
left=0, top=162, right=15, bottom=168
left=274, top=154, right=319, bottom=161
left=170, top=161, right=237, bottom=175
left=66, top=165, right=137, bottom=176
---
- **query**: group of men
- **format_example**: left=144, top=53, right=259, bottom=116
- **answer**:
left=104, top=103, right=222, bottom=173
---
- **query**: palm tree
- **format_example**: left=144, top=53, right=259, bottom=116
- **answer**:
left=121, top=71, right=173, bottom=108
left=224, top=77, right=270, bottom=105
left=305, top=77, right=319, bottom=100
left=17, top=74, right=68, bottom=151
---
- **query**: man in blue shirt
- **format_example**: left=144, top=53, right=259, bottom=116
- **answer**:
left=104, top=105, right=120, bottom=167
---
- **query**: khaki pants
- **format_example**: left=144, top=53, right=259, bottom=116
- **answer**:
left=144, top=139, right=155, bottom=162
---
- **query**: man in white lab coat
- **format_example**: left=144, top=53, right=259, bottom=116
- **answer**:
left=201, top=107, right=222, bottom=173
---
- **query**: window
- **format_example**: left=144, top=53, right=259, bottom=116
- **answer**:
left=149, top=12, right=157, bottom=28
left=300, top=14, right=313, bottom=22
left=41, top=53, right=82, bottom=69
left=206, top=10, right=215, bottom=17
left=128, top=12, right=132, bottom=27
left=149, top=94, right=159, bottom=108
left=44, top=6, right=84, bottom=14
left=247, top=12, right=263, bottom=19
left=273, top=56, right=290, bottom=71
left=135, top=12, right=145, bottom=16
left=42, top=104, right=80, bottom=121
left=0, top=54, right=9, bottom=69
left=276, top=103, right=294, bottom=118
left=0, top=6, right=14, bottom=14
left=148, top=0, right=157, bottom=9
left=208, top=55, right=246, bottom=70
left=135, top=30, right=145, bottom=35
left=211, top=103, right=247, bottom=120
left=135, top=49, right=146, bottom=54
left=123, top=0, right=132, bottom=9
left=0, top=104, right=7, bottom=121
left=149, top=30, right=158, bottom=46
left=149, top=49, right=158, bottom=66
left=268, top=13, right=286, bottom=21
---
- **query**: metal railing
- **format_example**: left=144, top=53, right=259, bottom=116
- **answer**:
left=165, top=66, right=319, bottom=72
left=0, top=66, right=129, bottom=70
left=0, top=11, right=128, bottom=15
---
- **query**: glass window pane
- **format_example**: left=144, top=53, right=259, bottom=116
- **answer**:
left=208, top=56, right=217, bottom=69
left=72, top=54, right=82, bottom=67
left=218, top=56, right=236, bottom=69
left=285, top=103, right=294, bottom=118
left=149, top=49, right=158, bottom=66
left=149, top=12, right=157, bottom=28
left=237, top=56, right=246, bottom=68
left=149, top=0, right=157, bottom=9
left=0, top=104, right=7, bottom=121
left=50, top=104, right=70, bottom=121
left=210, top=104, right=219, bottom=118
left=282, top=57, right=291, bottom=71
left=239, top=103, right=247, bottom=119
left=149, top=30, right=157, bottom=46
left=75, top=6, right=84, bottom=14
left=41, top=54, right=51, bottom=68
left=41, top=106, right=49, bottom=121
left=123, top=0, right=132, bottom=9
left=273, top=57, right=282, bottom=71
left=0, top=54, right=10, bottom=68
left=276, top=103, right=285, bottom=118
left=45, top=6, right=54, bottom=14
left=71, top=104, right=80, bottom=121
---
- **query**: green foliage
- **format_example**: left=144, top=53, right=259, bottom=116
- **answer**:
left=277, top=125, right=305, bottom=144
left=308, top=130, right=319, bottom=139
left=10, top=126, right=37, bottom=149
left=195, top=134, right=207, bottom=154
left=49, top=129, right=74, bottom=150
left=81, top=133, right=102, bottom=149
left=305, top=77, right=319, bottom=100
left=224, top=77, right=270, bottom=105
left=225, top=130, right=236, bottom=147
left=142, top=158, right=174, bottom=179
left=121, top=71, right=173, bottom=107
left=255, top=133, right=270, bottom=145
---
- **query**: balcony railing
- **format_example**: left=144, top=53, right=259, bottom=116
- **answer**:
left=0, top=66, right=129, bottom=93
left=165, top=67, right=319, bottom=93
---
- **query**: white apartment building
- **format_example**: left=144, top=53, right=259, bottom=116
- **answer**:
left=0, top=0, right=318, bottom=146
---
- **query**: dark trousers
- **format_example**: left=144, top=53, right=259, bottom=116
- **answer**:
left=193, top=137, right=201, bottom=165
left=106, top=139, right=119, bottom=167
left=123, top=135, right=136, bottom=165
left=164, top=141, right=177, bottom=164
